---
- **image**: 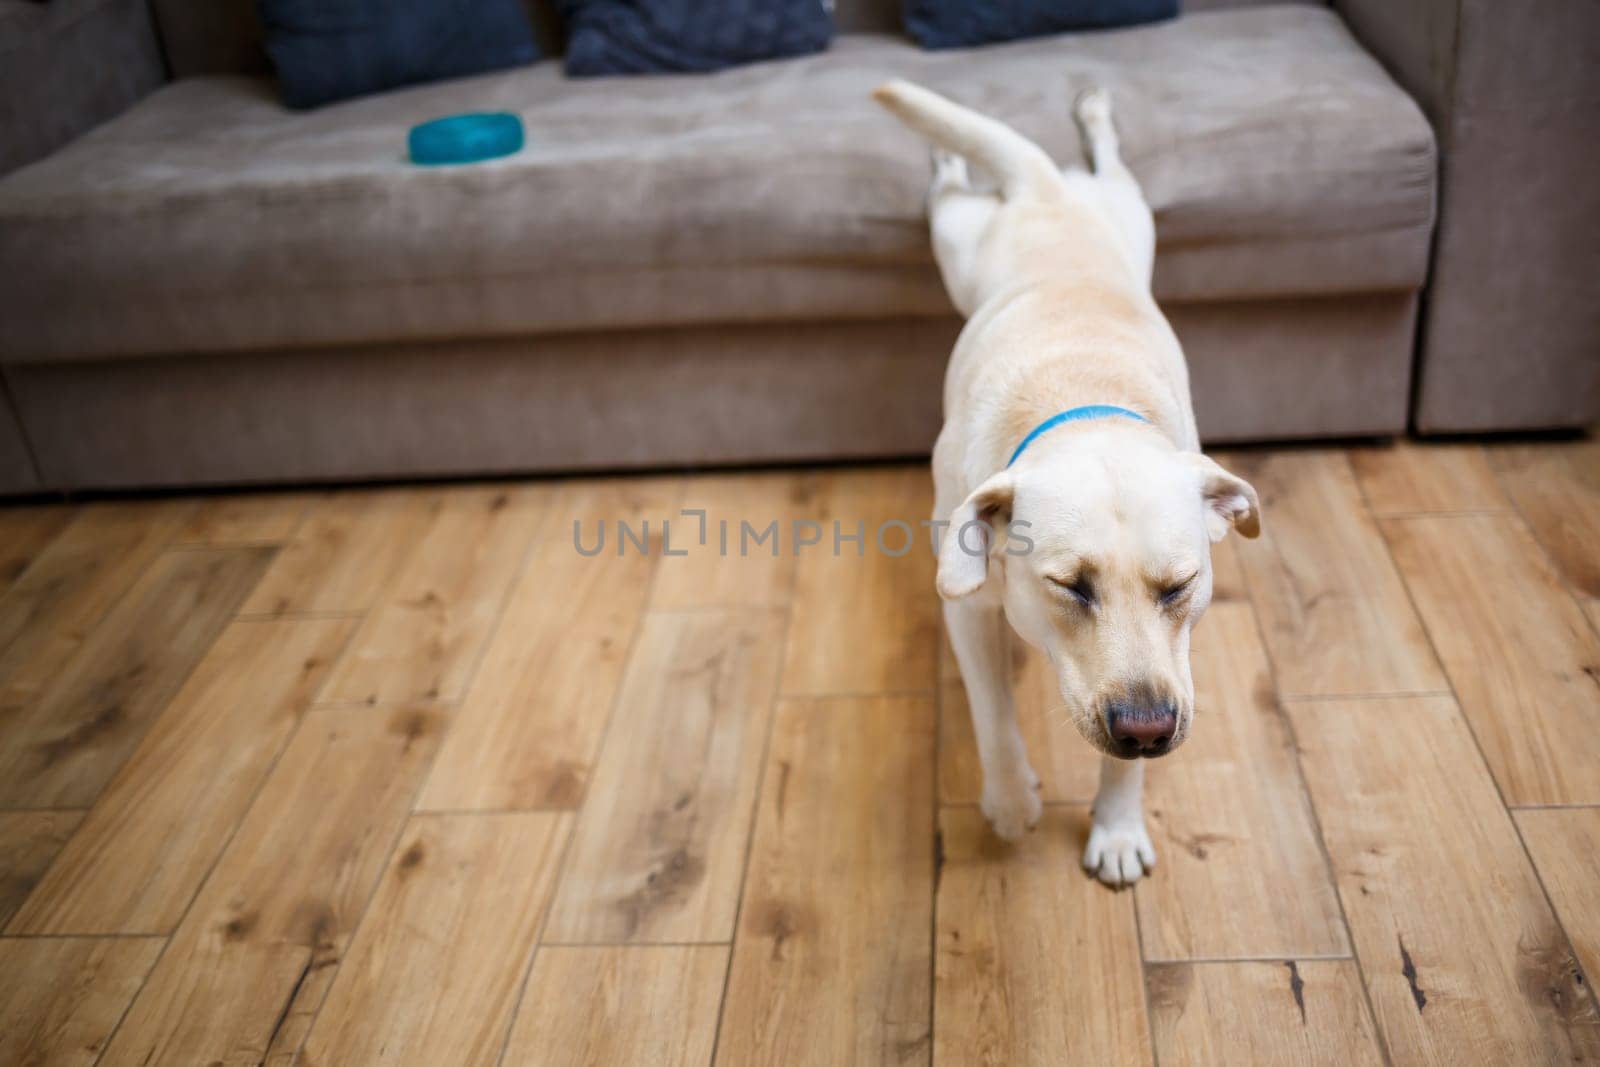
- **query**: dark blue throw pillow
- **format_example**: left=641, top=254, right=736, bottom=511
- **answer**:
left=905, top=0, right=1177, bottom=49
left=560, top=0, right=833, bottom=77
left=259, top=0, right=540, bottom=109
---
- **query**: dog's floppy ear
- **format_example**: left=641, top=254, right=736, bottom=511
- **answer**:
left=937, top=473, right=1015, bottom=599
left=1184, top=453, right=1261, bottom=541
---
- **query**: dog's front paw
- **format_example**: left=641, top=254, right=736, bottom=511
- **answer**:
left=1083, top=820, right=1155, bottom=887
left=981, top=772, right=1043, bottom=841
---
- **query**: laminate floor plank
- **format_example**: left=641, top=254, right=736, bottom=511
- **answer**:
left=936, top=806, right=1151, bottom=1066
left=0, top=500, right=194, bottom=705
left=1137, top=603, right=1348, bottom=961
left=1349, top=441, right=1508, bottom=515
left=1288, top=695, right=1600, bottom=1063
left=503, top=945, right=727, bottom=1067
left=715, top=694, right=934, bottom=1066
left=1514, top=808, right=1600, bottom=993
left=652, top=471, right=811, bottom=609
left=0, top=810, right=83, bottom=928
left=321, top=486, right=548, bottom=705
left=176, top=493, right=312, bottom=545
left=1488, top=438, right=1600, bottom=596
left=1146, top=960, right=1383, bottom=1066
left=9, top=617, right=354, bottom=934
left=300, top=812, right=570, bottom=1067
left=0, top=546, right=272, bottom=809
left=780, top=467, right=938, bottom=695
left=544, top=608, right=784, bottom=944
left=0, top=936, right=163, bottom=1067
left=241, top=488, right=441, bottom=615
left=1385, top=514, right=1600, bottom=804
left=99, top=706, right=444, bottom=1066
left=417, top=478, right=677, bottom=811
left=1224, top=450, right=1445, bottom=696
left=0, top=503, right=74, bottom=596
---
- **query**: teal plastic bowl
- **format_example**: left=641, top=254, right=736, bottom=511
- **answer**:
left=408, top=112, right=524, bottom=165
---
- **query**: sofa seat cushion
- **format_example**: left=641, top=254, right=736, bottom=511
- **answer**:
left=0, top=5, right=1435, bottom=362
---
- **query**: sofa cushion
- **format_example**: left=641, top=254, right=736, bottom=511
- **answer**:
left=905, top=0, right=1178, bottom=50
left=259, top=0, right=539, bottom=110
left=0, top=5, right=1435, bottom=363
left=562, top=0, right=833, bottom=76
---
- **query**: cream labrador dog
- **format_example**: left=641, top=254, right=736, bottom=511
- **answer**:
left=874, top=81, right=1261, bottom=887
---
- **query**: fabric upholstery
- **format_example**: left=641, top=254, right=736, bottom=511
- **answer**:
left=0, top=0, right=166, bottom=176
left=1340, top=0, right=1600, bottom=431
left=259, top=0, right=539, bottom=110
left=561, top=0, right=831, bottom=76
left=5, top=294, right=1416, bottom=491
left=0, top=6, right=1434, bottom=363
left=143, top=0, right=1329, bottom=79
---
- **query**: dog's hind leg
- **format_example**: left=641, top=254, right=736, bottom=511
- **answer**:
left=1073, top=88, right=1155, bottom=285
left=929, top=149, right=999, bottom=318
left=944, top=598, right=1041, bottom=839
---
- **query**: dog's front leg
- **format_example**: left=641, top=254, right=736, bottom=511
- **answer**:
left=944, top=599, right=1041, bottom=840
left=1084, top=755, right=1156, bottom=887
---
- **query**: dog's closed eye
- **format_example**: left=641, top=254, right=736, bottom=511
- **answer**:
left=1157, top=573, right=1198, bottom=606
left=1048, top=573, right=1096, bottom=606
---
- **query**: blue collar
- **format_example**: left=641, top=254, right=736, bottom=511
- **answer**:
left=1006, top=405, right=1149, bottom=468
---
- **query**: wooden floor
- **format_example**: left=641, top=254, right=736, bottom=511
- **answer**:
left=1, top=439, right=1597, bottom=1065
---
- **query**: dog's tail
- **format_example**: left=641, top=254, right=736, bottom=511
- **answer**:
left=872, top=79, right=1060, bottom=200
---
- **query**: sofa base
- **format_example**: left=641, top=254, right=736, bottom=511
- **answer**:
left=4, top=293, right=1418, bottom=492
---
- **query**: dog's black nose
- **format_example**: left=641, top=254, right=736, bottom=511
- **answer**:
left=1107, top=704, right=1176, bottom=756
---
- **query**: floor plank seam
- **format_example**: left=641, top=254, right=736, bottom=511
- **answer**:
left=0, top=931, right=168, bottom=941
left=0, top=517, right=196, bottom=704
left=488, top=491, right=692, bottom=1067
left=1231, top=486, right=1395, bottom=1067
left=1143, top=953, right=1357, bottom=965
left=439, top=494, right=557, bottom=727
left=1508, top=813, right=1600, bottom=1023
left=1481, top=459, right=1600, bottom=641
left=776, top=687, right=938, bottom=701
left=308, top=699, right=461, bottom=712
left=276, top=698, right=464, bottom=1066
left=537, top=940, right=735, bottom=949
left=704, top=576, right=797, bottom=1067
left=491, top=814, right=581, bottom=1067
left=294, top=495, right=569, bottom=1067
left=297, top=496, right=445, bottom=705
left=408, top=805, right=581, bottom=817
left=92, top=614, right=363, bottom=1063
left=81, top=616, right=354, bottom=1066
left=1278, top=690, right=1453, bottom=704
left=1366, top=507, right=1511, bottom=519
left=1133, top=833, right=1160, bottom=1067
left=1507, top=802, right=1600, bottom=811
left=1363, top=465, right=1600, bottom=1027
left=234, top=611, right=367, bottom=622
left=14, top=544, right=281, bottom=915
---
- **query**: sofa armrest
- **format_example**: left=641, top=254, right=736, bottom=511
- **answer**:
left=0, top=0, right=167, bottom=177
left=1336, top=0, right=1600, bottom=431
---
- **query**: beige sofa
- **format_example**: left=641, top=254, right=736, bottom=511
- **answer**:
left=0, top=0, right=1580, bottom=492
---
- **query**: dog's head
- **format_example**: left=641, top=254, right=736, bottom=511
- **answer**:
left=937, top=430, right=1259, bottom=759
